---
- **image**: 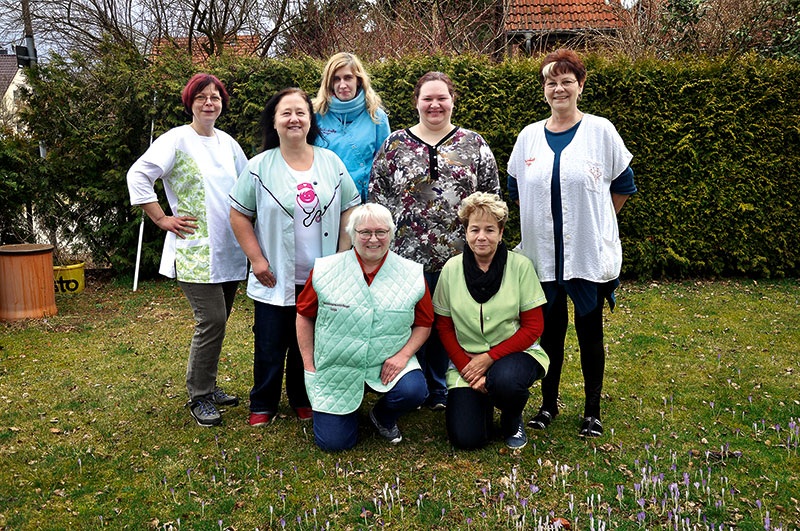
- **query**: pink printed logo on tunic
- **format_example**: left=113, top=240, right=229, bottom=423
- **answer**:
left=297, top=182, right=322, bottom=227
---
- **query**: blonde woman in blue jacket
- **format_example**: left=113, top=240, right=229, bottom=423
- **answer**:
left=313, top=53, right=390, bottom=203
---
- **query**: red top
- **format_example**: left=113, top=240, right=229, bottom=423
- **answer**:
left=435, top=307, right=544, bottom=372
left=296, top=251, right=434, bottom=328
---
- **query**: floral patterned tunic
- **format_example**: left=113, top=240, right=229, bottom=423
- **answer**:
left=368, top=127, right=500, bottom=273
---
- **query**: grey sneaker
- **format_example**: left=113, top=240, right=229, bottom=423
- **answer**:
left=188, top=399, right=222, bottom=427
left=369, top=408, right=402, bottom=444
left=210, top=387, right=239, bottom=407
left=427, top=401, right=447, bottom=412
left=504, top=419, right=528, bottom=449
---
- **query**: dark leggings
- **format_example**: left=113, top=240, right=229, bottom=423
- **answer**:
left=539, top=288, right=605, bottom=418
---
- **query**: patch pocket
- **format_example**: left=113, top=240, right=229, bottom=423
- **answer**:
left=304, top=370, right=318, bottom=407
left=175, top=243, right=211, bottom=282
left=372, top=309, right=413, bottom=335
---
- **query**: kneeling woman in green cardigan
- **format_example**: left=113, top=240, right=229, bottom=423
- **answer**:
left=433, top=192, right=549, bottom=450
left=296, top=203, right=434, bottom=451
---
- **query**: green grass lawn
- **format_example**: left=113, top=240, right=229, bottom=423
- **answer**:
left=1, top=277, right=798, bottom=530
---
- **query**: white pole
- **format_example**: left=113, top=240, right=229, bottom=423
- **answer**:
left=133, top=216, right=145, bottom=291
left=133, top=95, right=157, bottom=291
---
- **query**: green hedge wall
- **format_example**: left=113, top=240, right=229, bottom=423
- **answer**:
left=14, top=49, right=800, bottom=278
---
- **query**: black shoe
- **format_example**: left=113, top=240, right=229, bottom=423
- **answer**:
left=369, top=408, right=402, bottom=444
left=210, top=387, right=239, bottom=407
left=579, top=416, right=603, bottom=438
left=528, top=408, right=556, bottom=430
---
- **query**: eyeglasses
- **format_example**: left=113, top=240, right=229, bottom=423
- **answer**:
left=544, top=79, right=578, bottom=90
left=194, top=94, right=222, bottom=103
left=355, top=229, right=389, bottom=240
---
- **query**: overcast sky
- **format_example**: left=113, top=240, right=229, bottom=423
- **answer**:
left=0, top=11, right=22, bottom=53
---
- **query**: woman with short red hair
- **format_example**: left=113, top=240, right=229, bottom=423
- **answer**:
left=127, top=73, right=248, bottom=427
left=507, top=49, right=638, bottom=438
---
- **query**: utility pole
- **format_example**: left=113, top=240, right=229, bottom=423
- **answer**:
left=17, top=0, right=37, bottom=66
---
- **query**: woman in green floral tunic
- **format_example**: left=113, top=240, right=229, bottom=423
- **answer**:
left=127, top=74, right=248, bottom=427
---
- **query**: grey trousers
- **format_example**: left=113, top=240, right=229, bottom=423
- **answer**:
left=178, top=280, right=239, bottom=401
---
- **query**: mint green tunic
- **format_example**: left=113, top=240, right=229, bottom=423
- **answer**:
left=431, top=251, right=549, bottom=389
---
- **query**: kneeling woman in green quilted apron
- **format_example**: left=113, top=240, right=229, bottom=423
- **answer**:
left=432, top=192, right=549, bottom=450
left=296, top=203, right=434, bottom=451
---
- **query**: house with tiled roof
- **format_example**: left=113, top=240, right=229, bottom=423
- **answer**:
left=0, top=49, right=27, bottom=132
left=505, top=0, right=627, bottom=54
left=152, top=34, right=261, bottom=63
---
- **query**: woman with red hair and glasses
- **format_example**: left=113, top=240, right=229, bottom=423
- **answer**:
left=127, top=73, right=248, bottom=428
left=507, top=49, right=637, bottom=438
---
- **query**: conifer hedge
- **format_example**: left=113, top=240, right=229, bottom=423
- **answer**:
left=9, top=48, right=800, bottom=278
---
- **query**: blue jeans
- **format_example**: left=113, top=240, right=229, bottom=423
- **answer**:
left=313, top=369, right=428, bottom=451
left=416, top=271, right=448, bottom=406
left=446, top=352, right=544, bottom=450
left=250, top=287, right=310, bottom=413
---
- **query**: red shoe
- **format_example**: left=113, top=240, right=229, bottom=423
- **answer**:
left=249, top=412, right=273, bottom=427
left=294, top=407, right=313, bottom=421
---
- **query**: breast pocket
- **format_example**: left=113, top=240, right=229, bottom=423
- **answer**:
left=372, top=309, right=414, bottom=336
left=582, top=160, right=605, bottom=194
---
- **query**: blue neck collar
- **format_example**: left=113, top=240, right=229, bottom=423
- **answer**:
left=328, top=90, right=366, bottom=116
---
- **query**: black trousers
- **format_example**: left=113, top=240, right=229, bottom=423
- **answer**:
left=446, top=352, right=544, bottom=450
left=539, top=287, right=605, bottom=418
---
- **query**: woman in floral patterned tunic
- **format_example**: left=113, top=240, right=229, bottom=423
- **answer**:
left=368, top=71, right=501, bottom=410
left=127, top=73, right=248, bottom=427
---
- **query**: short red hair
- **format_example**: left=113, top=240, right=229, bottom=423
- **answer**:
left=181, top=73, right=230, bottom=115
left=540, top=49, right=586, bottom=85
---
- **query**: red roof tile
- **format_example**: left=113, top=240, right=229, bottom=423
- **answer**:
left=506, top=0, right=623, bottom=33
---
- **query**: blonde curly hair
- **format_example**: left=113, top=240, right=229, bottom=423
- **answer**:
left=457, top=192, right=508, bottom=230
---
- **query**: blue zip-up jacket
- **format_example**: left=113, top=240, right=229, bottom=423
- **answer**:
left=315, top=90, right=390, bottom=202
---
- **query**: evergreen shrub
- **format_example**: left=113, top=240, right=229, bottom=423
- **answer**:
left=10, top=49, right=799, bottom=278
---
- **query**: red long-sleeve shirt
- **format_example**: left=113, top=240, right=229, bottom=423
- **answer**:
left=435, top=306, right=544, bottom=372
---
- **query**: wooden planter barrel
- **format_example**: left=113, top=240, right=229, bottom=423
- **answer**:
left=0, top=244, right=58, bottom=321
